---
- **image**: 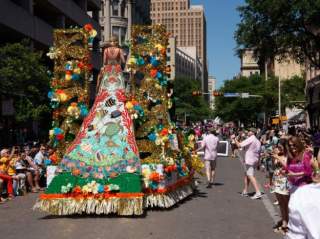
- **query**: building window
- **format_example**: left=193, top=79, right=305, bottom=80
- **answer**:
left=121, top=1, right=126, bottom=17
left=112, top=26, right=120, bottom=40
left=112, top=0, right=119, bottom=16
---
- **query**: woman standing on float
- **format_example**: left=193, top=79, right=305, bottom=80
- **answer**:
left=34, top=36, right=143, bottom=216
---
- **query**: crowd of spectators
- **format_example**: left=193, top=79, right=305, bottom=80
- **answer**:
left=229, top=126, right=320, bottom=238
left=0, top=143, right=57, bottom=203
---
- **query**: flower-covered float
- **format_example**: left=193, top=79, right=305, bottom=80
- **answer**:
left=34, top=24, right=203, bottom=216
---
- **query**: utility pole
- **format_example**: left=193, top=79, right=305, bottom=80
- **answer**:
left=278, top=77, right=281, bottom=127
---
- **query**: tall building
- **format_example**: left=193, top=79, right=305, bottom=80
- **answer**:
left=208, top=76, right=216, bottom=110
left=100, top=0, right=151, bottom=45
left=0, top=0, right=102, bottom=70
left=150, top=0, right=208, bottom=93
left=166, top=37, right=202, bottom=81
left=240, top=49, right=260, bottom=77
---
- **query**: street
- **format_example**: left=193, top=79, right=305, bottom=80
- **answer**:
left=0, top=156, right=281, bottom=239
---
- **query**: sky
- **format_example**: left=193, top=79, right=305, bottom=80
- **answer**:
left=191, top=0, right=245, bottom=88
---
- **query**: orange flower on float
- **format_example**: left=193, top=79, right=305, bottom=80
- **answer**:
left=104, top=185, right=109, bottom=192
left=149, top=172, right=163, bottom=182
left=150, top=69, right=158, bottom=78
left=160, top=128, right=169, bottom=136
left=84, top=23, right=93, bottom=32
left=70, top=102, right=78, bottom=107
left=73, top=186, right=82, bottom=194
left=49, top=153, right=58, bottom=164
left=72, top=168, right=81, bottom=176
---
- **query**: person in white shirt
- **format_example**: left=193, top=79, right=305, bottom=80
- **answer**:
left=285, top=161, right=320, bottom=239
left=196, top=128, right=219, bottom=188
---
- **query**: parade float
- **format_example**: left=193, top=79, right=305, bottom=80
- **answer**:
left=34, top=24, right=203, bottom=216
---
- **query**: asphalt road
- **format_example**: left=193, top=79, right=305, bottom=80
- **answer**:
left=0, top=157, right=281, bottom=239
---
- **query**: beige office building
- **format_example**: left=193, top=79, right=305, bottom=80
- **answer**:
left=150, top=0, right=207, bottom=92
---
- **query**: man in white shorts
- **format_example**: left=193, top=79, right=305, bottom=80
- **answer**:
left=196, top=128, right=219, bottom=188
left=235, top=128, right=262, bottom=199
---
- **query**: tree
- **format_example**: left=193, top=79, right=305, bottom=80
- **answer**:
left=0, top=41, right=50, bottom=123
left=281, top=75, right=306, bottom=109
left=214, top=74, right=305, bottom=126
left=174, top=77, right=212, bottom=122
left=235, top=0, right=320, bottom=68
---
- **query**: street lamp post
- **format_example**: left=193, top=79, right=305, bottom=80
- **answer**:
left=278, top=77, right=281, bottom=128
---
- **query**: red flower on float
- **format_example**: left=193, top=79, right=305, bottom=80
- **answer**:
left=84, top=23, right=93, bottom=32
left=150, top=69, right=158, bottom=78
left=77, top=62, right=85, bottom=69
left=73, top=186, right=82, bottom=194
left=56, top=134, right=64, bottom=141
left=160, top=128, right=169, bottom=136
left=86, top=64, right=93, bottom=71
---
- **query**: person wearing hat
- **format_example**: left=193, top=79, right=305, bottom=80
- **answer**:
left=196, top=128, right=219, bottom=188
left=235, top=128, right=263, bottom=199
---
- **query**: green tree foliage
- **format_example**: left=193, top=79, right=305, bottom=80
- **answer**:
left=174, top=77, right=212, bottom=121
left=0, top=41, right=50, bottom=123
left=214, top=74, right=305, bottom=125
left=235, top=0, right=320, bottom=67
left=281, top=75, right=306, bottom=109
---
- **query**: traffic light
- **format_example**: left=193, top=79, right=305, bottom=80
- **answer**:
left=213, top=91, right=223, bottom=96
left=192, top=91, right=202, bottom=96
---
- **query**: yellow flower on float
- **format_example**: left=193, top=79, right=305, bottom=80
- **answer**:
left=58, top=92, right=68, bottom=102
left=90, top=29, right=97, bottom=38
left=155, top=44, right=164, bottom=51
left=73, top=67, right=81, bottom=74
left=128, top=57, right=136, bottom=65
left=65, top=73, right=72, bottom=81
left=155, top=83, right=162, bottom=89
left=125, top=101, right=134, bottom=109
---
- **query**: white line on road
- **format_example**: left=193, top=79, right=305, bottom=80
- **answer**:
left=236, top=153, right=280, bottom=224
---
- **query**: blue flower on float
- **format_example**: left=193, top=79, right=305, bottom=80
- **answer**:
left=156, top=71, right=162, bottom=79
left=150, top=56, right=159, bottom=67
left=79, top=104, right=89, bottom=117
left=98, top=184, right=104, bottom=193
left=47, top=91, right=54, bottom=99
left=169, top=134, right=174, bottom=140
left=157, top=124, right=164, bottom=131
left=44, top=159, right=52, bottom=166
left=150, top=182, right=158, bottom=190
left=72, top=74, right=80, bottom=81
left=88, top=37, right=94, bottom=44
left=65, top=63, right=72, bottom=71
left=137, top=36, right=146, bottom=44
left=137, top=57, right=145, bottom=66
left=148, top=133, right=157, bottom=142
left=53, top=127, right=62, bottom=135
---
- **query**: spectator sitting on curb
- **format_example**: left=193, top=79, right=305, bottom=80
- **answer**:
left=0, top=148, right=16, bottom=199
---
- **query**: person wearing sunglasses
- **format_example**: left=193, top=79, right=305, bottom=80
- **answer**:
left=286, top=152, right=320, bottom=239
left=286, top=136, right=313, bottom=194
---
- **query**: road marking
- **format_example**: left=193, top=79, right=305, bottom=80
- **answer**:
left=256, top=181, right=281, bottom=224
left=236, top=154, right=280, bottom=223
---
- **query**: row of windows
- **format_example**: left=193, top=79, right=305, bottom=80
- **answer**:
left=151, top=1, right=187, bottom=11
